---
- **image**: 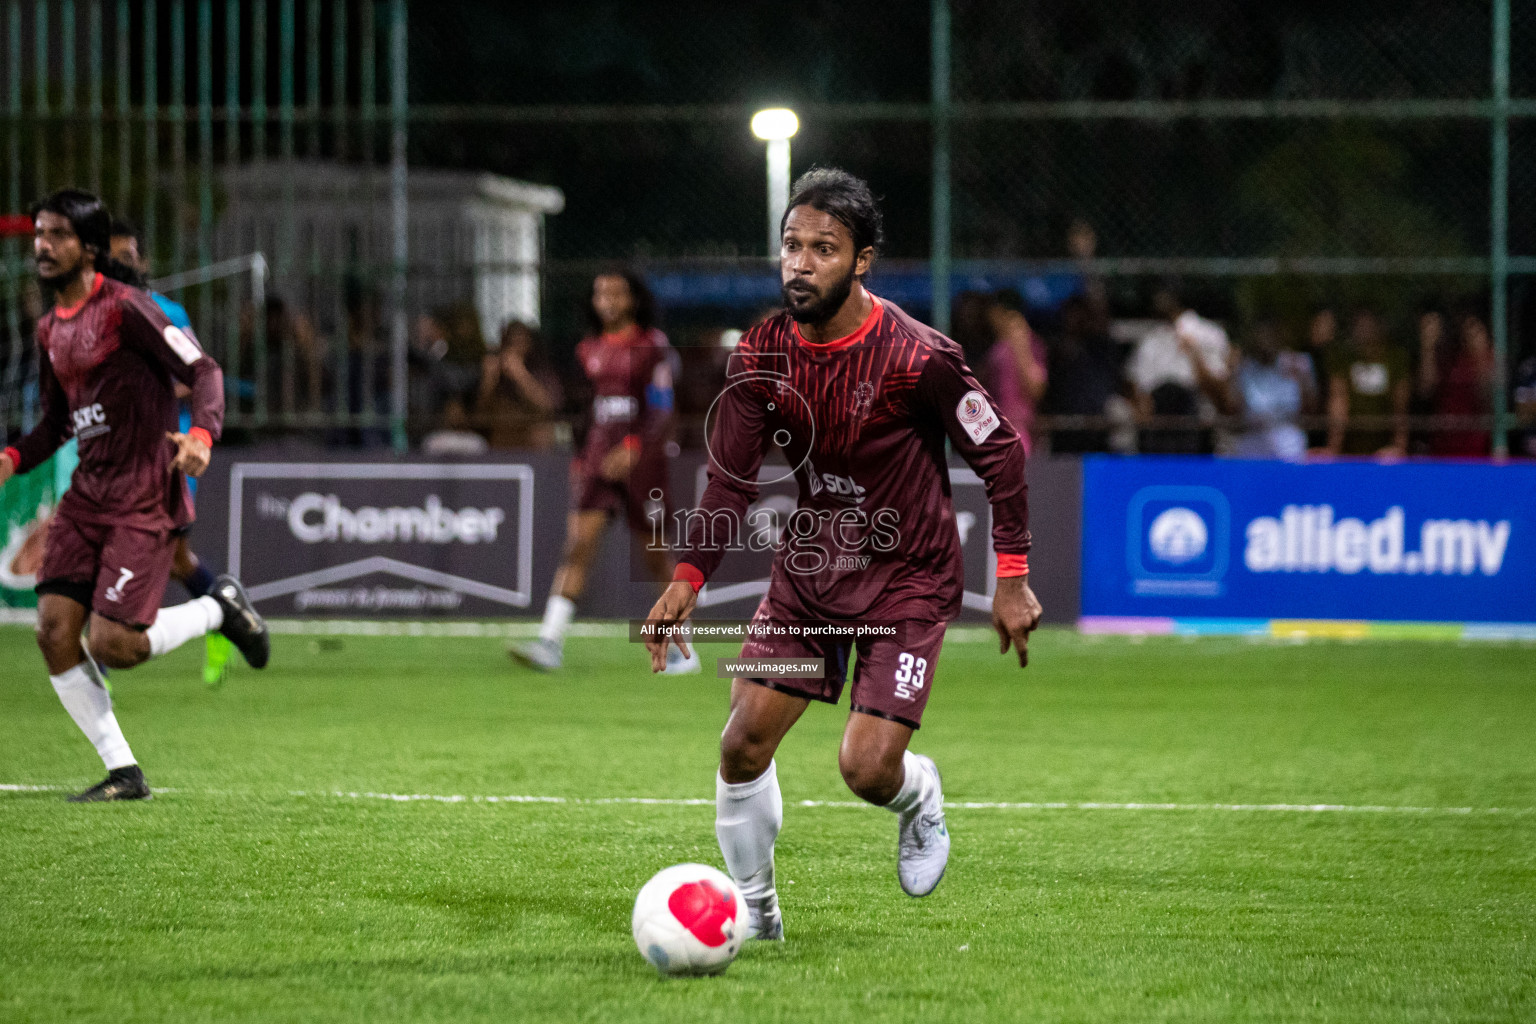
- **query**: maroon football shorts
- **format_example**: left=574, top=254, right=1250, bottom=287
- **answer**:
left=736, top=594, right=947, bottom=730
left=571, top=455, right=669, bottom=533
left=36, top=513, right=175, bottom=629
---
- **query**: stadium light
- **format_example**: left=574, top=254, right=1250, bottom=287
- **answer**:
left=751, top=108, right=798, bottom=258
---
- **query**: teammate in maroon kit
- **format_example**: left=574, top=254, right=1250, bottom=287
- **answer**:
left=0, top=190, right=269, bottom=802
left=643, top=169, right=1042, bottom=938
left=512, top=269, right=698, bottom=673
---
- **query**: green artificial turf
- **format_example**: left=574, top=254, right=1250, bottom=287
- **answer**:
left=1, top=627, right=1533, bottom=1023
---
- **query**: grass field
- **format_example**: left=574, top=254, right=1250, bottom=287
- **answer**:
left=1, top=625, right=1533, bottom=1023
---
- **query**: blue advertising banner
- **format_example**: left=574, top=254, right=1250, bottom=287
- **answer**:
left=1081, top=457, right=1536, bottom=626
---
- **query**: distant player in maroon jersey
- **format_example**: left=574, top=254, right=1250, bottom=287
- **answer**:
left=0, top=190, right=269, bottom=802
left=511, top=269, right=697, bottom=673
left=643, top=169, right=1042, bottom=937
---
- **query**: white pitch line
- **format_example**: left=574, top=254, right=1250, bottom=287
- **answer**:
left=5, top=784, right=1529, bottom=815
left=292, top=790, right=1529, bottom=815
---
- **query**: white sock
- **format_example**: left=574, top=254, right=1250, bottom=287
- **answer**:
left=50, top=661, right=136, bottom=770
left=538, top=594, right=575, bottom=644
left=145, top=596, right=223, bottom=658
left=885, top=750, right=935, bottom=818
left=715, top=760, right=783, bottom=903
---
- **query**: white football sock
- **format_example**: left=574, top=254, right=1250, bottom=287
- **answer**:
left=884, top=750, right=936, bottom=817
left=538, top=594, right=575, bottom=645
left=50, top=661, right=136, bottom=770
left=145, top=596, right=223, bottom=658
left=715, top=760, right=783, bottom=902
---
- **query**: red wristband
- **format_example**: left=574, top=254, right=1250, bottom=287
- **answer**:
left=188, top=427, right=213, bottom=448
left=996, top=552, right=1029, bottom=578
left=2, top=446, right=19, bottom=472
left=622, top=434, right=642, bottom=453
left=673, top=562, right=705, bottom=593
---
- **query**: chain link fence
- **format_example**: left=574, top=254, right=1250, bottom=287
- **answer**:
left=2, top=0, right=1533, bottom=454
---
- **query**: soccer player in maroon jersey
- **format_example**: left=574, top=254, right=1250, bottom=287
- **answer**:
left=0, top=190, right=269, bottom=802
left=643, top=169, right=1042, bottom=938
left=511, top=269, right=698, bottom=673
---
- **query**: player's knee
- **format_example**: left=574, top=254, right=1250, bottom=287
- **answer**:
left=839, top=750, right=902, bottom=805
left=87, top=626, right=148, bottom=669
left=34, top=613, right=78, bottom=663
left=719, top=722, right=775, bottom=783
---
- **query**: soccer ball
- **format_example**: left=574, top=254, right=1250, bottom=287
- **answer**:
left=631, top=863, right=744, bottom=976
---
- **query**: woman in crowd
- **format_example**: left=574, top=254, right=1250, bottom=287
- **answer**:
left=476, top=320, right=563, bottom=450
left=1422, top=311, right=1496, bottom=457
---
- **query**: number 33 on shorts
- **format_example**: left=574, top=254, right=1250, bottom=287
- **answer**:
left=894, top=652, right=928, bottom=700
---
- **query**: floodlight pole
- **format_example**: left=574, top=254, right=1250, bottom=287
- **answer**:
left=1490, top=0, right=1510, bottom=457
left=766, top=137, right=790, bottom=260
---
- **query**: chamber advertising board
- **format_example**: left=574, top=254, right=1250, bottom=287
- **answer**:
left=227, top=462, right=535, bottom=616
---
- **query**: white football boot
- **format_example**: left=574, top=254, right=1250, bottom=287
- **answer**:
left=663, top=646, right=702, bottom=674
left=508, top=638, right=562, bottom=672
left=896, top=754, right=950, bottom=897
left=743, top=893, right=784, bottom=941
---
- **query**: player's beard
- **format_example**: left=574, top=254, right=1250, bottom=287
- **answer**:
left=35, top=250, right=86, bottom=292
left=783, top=265, right=856, bottom=325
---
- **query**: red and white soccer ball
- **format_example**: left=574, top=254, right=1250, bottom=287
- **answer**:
left=631, top=863, right=744, bottom=976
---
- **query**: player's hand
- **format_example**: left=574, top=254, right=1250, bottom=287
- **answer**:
left=643, top=580, right=697, bottom=673
left=0, top=450, right=14, bottom=487
left=993, top=575, right=1042, bottom=668
left=600, top=443, right=638, bottom=481
left=167, top=431, right=211, bottom=478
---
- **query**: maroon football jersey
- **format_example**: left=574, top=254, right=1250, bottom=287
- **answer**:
left=679, top=295, right=1029, bottom=623
left=9, top=273, right=224, bottom=531
left=574, top=326, right=676, bottom=469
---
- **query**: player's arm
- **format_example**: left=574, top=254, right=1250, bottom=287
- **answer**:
left=610, top=341, right=679, bottom=480
left=643, top=356, right=771, bottom=672
left=121, top=293, right=225, bottom=477
left=916, top=347, right=1042, bottom=666
left=1, top=346, right=71, bottom=487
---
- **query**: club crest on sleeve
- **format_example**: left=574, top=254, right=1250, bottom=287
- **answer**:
left=955, top=390, right=1000, bottom=444
left=163, top=325, right=202, bottom=365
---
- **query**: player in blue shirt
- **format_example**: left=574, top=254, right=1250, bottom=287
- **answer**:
left=109, top=220, right=236, bottom=684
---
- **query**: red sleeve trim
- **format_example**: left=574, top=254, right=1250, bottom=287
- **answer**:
left=622, top=433, right=643, bottom=452
left=187, top=427, right=214, bottom=449
left=2, top=447, right=19, bottom=472
left=996, top=552, right=1029, bottom=578
left=673, top=562, right=705, bottom=593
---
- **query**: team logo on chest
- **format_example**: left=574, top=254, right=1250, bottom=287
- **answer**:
left=852, top=380, right=875, bottom=413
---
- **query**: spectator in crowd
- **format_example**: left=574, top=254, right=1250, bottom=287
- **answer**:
left=1128, top=286, right=1235, bottom=454
left=1303, top=307, right=1338, bottom=448
left=476, top=320, right=563, bottom=450
left=1229, top=320, right=1316, bottom=460
left=237, top=295, right=325, bottom=422
left=1326, top=308, right=1409, bottom=457
left=410, top=304, right=484, bottom=426
left=1409, top=306, right=1448, bottom=454
left=950, top=290, right=998, bottom=368
left=1514, top=347, right=1536, bottom=458
left=1422, top=311, right=1495, bottom=457
left=1039, top=294, right=1123, bottom=454
left=1066, top=217, right=1110, bottom=325
left=982, top=290, right=1048, bottom=455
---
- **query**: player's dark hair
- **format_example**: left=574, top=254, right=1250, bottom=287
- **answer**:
left=585, top=266, right=657, bottom=335
left=99, top=254, right=147, bottom=289
left=29, top=188, right=112, bottom=270
left=108, top=216, right=143, bottom=246
left=781, top=167, right=884, bottom=268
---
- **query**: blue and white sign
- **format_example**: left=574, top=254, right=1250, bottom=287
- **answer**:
left=1082, top=457, right=1536, bottom=623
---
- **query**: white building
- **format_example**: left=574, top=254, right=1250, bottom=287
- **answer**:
left=217, top=163, right=565, bottom=344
